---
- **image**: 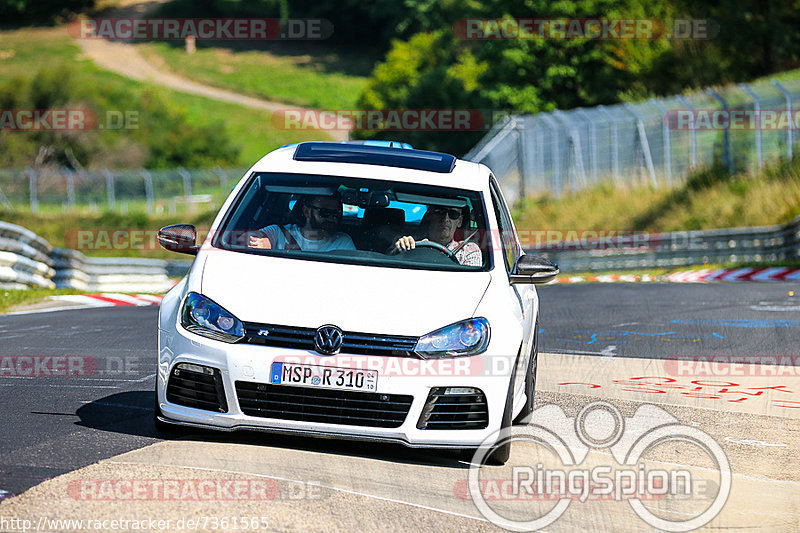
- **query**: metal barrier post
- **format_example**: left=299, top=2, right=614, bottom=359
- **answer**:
left=213, top=166, right=228, bottom=191
left=771, top=79, right=794, bottom=161
left=25, top=167, right=38, bottom=214
left=539, top=113, right=562, bottom=197
left=706, top=88, right=732, bottom=171
left=515, top=118, right=527, bottom=199
left=739, top=83, right=763, bottom=169
left=577, top=109, right=598, bottom=183
left=675, top=95, right=697, bottom=169
left=141, top=169, right=154, bottom=214
left=597, top=105, right=619, bottom=181
left=553, top=110, right=588, bottom=190
left=650, top=99, right=672, bottom=185
left=63, top=168, right=76, bottom=211
left=622, top=104, right=658, bottom=186
left=103, top=168, right=116, bottom=210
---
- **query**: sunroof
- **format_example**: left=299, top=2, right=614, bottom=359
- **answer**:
left=293, top=142, right=456, bottom=173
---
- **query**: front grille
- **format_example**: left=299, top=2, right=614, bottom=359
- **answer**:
left=417, top=387, right=489, bottom=430
left=166, top=363, right=228, bottom=413
left=241, top=322, right=418, bottom=357
left=235, top=381, right=413, bottom=428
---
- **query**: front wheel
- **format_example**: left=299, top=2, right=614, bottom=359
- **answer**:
left=514, top=322, right=538, bottom=425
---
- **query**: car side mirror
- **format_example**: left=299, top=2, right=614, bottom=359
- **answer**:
left=158, top=224, right=199, bottom=255
left=510, top=254, right=559, bottom=285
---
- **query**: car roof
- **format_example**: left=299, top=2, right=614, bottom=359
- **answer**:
left=248, top=142, right=488, bottom=191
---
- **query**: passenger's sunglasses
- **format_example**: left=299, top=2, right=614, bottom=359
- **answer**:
left=429, top=207, right=462, bottom=220
left=308, top=205, right=341, bottom=219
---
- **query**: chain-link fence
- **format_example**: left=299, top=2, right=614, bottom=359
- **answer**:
left=0, top=167, right=248, bottom=215
left=465, top=75, right=800, bottom=205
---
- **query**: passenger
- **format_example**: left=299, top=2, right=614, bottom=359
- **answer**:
left=249, top=194, right=355, bottom=252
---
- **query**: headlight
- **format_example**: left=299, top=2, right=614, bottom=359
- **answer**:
left=181, top=292, right=244, bottom=343
left=414, top=318, right=490, bottom=359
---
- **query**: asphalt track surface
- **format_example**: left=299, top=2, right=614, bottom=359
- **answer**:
left=0, top=282, right=798, bottom=531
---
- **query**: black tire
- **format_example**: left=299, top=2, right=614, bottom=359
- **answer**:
left=513, top=322, right=539, bottom=425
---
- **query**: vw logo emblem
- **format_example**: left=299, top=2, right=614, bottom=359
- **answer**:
left=314, top=325, right=343, bottom=355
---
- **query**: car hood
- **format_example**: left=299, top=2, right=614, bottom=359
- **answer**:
left=199, top=250, right=492, bottom=336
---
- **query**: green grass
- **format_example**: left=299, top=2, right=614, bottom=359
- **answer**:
left=513, top=159, right=800, bottom=234
left=0, top=288, right=82, bottom=313
left=0, top=27, right=333, bottom=167
left=138, top=41, right=369, bottom=110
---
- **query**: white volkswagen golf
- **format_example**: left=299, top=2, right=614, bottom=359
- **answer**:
left=155, top=141, right=557, bottom=464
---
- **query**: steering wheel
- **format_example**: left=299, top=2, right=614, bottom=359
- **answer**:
left=387, top=240, right=461, bottom=264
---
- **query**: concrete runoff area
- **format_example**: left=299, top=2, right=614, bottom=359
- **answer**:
left=1, top=352, right=797, bottom=532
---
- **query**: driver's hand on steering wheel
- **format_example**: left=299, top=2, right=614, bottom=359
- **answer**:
left=393, top=236, right=428, bottom=252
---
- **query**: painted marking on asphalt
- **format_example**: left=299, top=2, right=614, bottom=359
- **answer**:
left=539, top=352, right=800, bottom=418
left=108, top=461, right=492, bottom=524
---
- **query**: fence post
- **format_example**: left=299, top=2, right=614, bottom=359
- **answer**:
left=553, top=110, right=588, bottom=191
left=739, top=83, right=763, bottom=170
left=213, top=166, right=228, bottom=191
left=577, top=109, right=598, bottom=183
left=62, top=168, right=76, bottom=211
left=103, top=168, right=116, bottom=210
left=706, top=88, right=732, bottom=172
left=771, top=79, right=794, bottom=161
left=649, top=99, right=672, bottom=185
left=515, top=118, right=527, bottom=199
left=178, top=167, right=193, bottom=213
left=675, top=95, right=697, bottom=169
left=25, top=167, right=38, bottom=214
left=141, top=169, right=154, bottom=214
left=0, top=181, right=12, bottom=211
left=539, top=113, right=562, bottom=197
left=623, top=104, right=658, bottom=187
left=597, top=105, right=619, bottom=182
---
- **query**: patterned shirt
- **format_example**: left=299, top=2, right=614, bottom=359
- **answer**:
left=447, top=240, right=483, bottom=266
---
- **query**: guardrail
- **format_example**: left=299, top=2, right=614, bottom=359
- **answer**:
left=1, top=215, right=798, bottom=291
left=529, top=215, right=800, bottom=272
left=0, top=221, right=55, bottom=289
left=0, top=221, right=189, bottom=291
left=50, top=250, right=178, bottom=292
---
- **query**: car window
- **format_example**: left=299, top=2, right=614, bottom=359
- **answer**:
left=213, top=172, right=492, bottom=272
left=489, top=177, right=520, bottom=272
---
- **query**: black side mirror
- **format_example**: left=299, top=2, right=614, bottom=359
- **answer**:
left=158, top=224, right=199, bottom=255
left=510, top=254, right=559, bottom=285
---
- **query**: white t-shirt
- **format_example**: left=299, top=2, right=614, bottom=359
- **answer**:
left=259, top=224, right=355, bottom=252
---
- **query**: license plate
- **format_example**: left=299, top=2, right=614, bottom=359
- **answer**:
left=270, top=362, right=378, bottom=392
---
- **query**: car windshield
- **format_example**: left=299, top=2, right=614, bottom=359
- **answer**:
left=213, top=172, right=492, bottom=271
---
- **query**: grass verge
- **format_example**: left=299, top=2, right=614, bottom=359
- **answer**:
left=513, top=159, right=800, bottom=234
left=0, top=288, right=82, bottom=313
left=138, top=42, right=369, bottom=110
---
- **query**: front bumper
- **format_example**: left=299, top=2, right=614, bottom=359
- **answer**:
left=157, top=325, right=514, bottom=448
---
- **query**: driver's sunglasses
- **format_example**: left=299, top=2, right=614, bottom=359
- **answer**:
left=429, top=207, right=462, bottom=220
left=308, top=205, right=341, bottom=219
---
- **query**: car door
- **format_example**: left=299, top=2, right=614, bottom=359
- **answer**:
left=488, top=176, right=536, bottom=395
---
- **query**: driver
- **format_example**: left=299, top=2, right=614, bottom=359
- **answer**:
left=249, top=194, right=356, bottom=252
left=392, top=205, right=481, bottom=266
